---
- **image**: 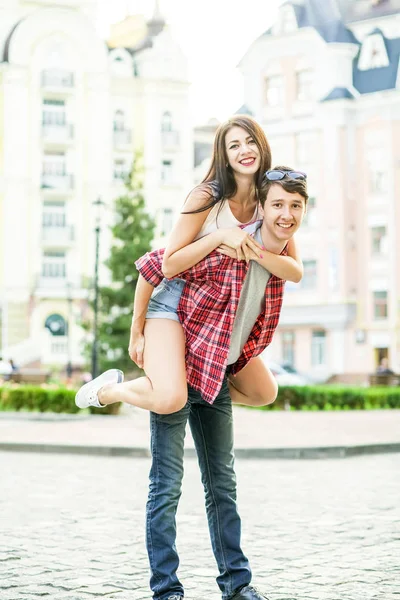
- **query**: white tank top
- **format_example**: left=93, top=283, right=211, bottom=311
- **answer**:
left=194, top=198, right=259, bottom=241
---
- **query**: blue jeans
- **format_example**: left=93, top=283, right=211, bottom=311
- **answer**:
left=146, top=378, right=252, bottom=600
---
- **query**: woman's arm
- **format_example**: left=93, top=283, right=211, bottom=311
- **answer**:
left=254, top=236, right=303, bottom=282
left=128, top=275, right=154, bottom=368
left=161, top=188, right=251, bottom=278
left=218, top=236, right=303, bottom=283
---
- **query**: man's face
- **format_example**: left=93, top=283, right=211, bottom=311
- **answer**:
left=262, top=184, right=306, bottom=244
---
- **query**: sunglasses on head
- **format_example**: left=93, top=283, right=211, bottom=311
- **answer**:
left=265, top=169, right=307, bottom=181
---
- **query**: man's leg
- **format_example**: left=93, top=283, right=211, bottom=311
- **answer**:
left=146, top=403, right=190, bottom=599
left=188, top=380, right=252, bottom=599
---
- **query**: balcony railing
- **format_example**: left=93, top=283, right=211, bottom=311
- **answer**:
left=41, top=69, right=74, bottom=89
left=113, top=128, right=132, bottom=147
left=42, top=225, right=75, bottom=245
left=41, top=173, right=74, bottom=191
left=161, top=130, right=180, bottom=151
left=42, top=123, right=74, bottom=144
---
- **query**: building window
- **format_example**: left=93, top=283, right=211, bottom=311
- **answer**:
left=43, top=152, right=66, bottom=176
left=370, top=169, right=388, bottom=193
left=303, top=196, right=316, bottom=227
left=311, top=330, right=326, bottom=366
left=161, top=111, right=173, bottom=132
left=160, top=207, right=174, bottom=236
left=296, top=70, right=313, bottom=102
left=45, top=313, right=67, bottom=336
left=301, top=260, right=317, bottom=290
left=43, top=201, right=66, bottom=228
left=373, top=291, right=388, bottom=319
left=113, top=109, right=125, bottom=131
left=42, top=251, right=66, bottom=278
left=371, top=226, right=387, bottom=255
left=282, top=331, right=295, bottom=367
left=161, top=160, right=173, bottom=184
left=264, top=75, right=283, bottom=107
left=113, top=159, right=129, bottom=180
left=42, top=99, right=66, bottom=125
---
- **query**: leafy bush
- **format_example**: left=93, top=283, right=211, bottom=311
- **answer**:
left=269, top=385, right=400, bottom=411
left=0, top=385, right=119, bottom=415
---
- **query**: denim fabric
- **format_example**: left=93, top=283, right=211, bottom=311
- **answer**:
left=146, top=378, right=252, bottom=600
left=146, top=278, right=185, bottom=322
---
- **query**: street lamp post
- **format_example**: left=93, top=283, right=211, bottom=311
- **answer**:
left=66, top=282, right=73, bottom=381
left=91, top=197, right=105, bottom=379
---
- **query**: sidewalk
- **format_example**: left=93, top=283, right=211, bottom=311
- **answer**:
left=0, top=406, right=399, bottom=459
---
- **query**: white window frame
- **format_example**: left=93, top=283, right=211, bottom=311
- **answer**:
left=311, top=330, right=326, bottom=367
left=42, top=251, right=66, bottom=278
left=265, top=75, right=284, bottom=107
left=358, top=33, right=389, bottom=71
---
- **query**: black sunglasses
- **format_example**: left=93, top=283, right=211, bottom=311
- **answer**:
left=265, top=169, right=307, bottom=181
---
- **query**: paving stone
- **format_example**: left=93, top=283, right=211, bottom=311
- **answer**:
left=0, top=451, right=398, bottom=600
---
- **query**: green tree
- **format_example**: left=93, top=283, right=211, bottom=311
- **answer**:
left=95, top=152, right=155, bottom=374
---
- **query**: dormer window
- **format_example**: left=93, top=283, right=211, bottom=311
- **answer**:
left=358, top=32, right=389, bottom=70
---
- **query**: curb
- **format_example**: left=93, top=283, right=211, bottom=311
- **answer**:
left=1, top=441, right=399, bottom=459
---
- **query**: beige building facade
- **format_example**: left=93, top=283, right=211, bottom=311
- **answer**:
left=0, top=0, right=192, bottom=370
left=237, top=0, right=400, bottom=381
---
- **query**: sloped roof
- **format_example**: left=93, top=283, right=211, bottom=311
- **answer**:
left=320, top=86, right=356, bottom=102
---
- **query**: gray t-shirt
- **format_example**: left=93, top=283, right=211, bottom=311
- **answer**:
left=227, top=227, right=271, bottom=365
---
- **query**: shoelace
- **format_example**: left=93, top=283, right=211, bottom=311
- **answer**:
left=167, top=596, right=182, bottom=600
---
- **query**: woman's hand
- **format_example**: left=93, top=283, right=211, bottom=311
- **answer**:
left=219, top=228, right=251, bottom=260
left=217, top=233, right=264, bottom=263
left=128, top=327, right=145, bottom=368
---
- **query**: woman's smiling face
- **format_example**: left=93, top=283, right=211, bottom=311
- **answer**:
left=225, top=126, right=261, bottom=177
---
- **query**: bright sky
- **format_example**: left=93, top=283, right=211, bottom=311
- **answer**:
left=98, top=0, right=283, bottom=124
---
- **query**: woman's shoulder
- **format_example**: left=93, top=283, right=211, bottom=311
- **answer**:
left=185, top=181, right=221, bottom=212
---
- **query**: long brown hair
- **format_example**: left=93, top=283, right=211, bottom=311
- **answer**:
left=183, top=115, right=272, bottom=214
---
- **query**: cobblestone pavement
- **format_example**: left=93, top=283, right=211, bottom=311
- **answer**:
left=1, top=452, right=399, bottom=600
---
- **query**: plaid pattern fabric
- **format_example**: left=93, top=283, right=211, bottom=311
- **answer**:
left=135, top=235, right=285, bottom=404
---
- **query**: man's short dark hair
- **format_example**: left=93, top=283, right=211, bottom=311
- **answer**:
left=261, top=165, right=309, bottom=208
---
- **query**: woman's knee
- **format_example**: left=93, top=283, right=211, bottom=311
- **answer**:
left=158, top=388, right=188, bottom=414
left=254, top=379, right=278, bottom=406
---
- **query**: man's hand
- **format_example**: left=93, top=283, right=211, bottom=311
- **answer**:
left=128, top=328, right=145, bottom=368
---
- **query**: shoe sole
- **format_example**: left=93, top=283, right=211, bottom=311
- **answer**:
left=75, top=369, right=124, bottom=409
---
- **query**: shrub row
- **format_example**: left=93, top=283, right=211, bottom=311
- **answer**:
left=0, top=385, right=119, bottom=415
left=0, top=384, right=399, bottom=414
left=269, top=385, right=400, bottom=411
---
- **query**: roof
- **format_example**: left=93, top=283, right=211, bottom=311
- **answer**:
left=320, top=86, right=356, bottom=102
left=353, top=31, right=400, bottom=94
left=235, top=104, right=254, bottom=116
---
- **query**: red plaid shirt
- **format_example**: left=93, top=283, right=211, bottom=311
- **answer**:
left=135, top=227, right=286, bottom=404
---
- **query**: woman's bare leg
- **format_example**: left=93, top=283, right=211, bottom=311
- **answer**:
left=98, top=319, right=188, bottom=414
left=228, top=356, right=278, bottom=407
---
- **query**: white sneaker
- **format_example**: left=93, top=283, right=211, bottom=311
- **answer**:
left=75, top=369, right=124, bottom=409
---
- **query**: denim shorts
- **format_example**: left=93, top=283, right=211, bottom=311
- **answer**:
left=146, top=278, right=185, bottom=323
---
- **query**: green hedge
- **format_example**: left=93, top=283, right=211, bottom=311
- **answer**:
left=0, top=384, right=399, bottom=414
left=268, top=385, right=400, bottom=411
left=0, top=385, right=119, bottom=415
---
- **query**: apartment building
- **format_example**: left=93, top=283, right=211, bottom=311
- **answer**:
left=0, top=0, right=192, bottom=369
left=237, top=0, right=400, bottom=381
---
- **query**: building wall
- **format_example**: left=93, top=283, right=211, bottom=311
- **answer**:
left=238, top=6, right=399, bottom=380
left=0, top=1, right=192, bottom=368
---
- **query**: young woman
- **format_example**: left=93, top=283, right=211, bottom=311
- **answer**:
left=76, top=115, right=303, bottom=412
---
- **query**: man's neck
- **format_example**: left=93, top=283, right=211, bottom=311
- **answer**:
left=259, top=222, right=288, bottom=255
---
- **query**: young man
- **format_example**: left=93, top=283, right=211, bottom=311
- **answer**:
left=77, top=169, right=308, bottom=600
